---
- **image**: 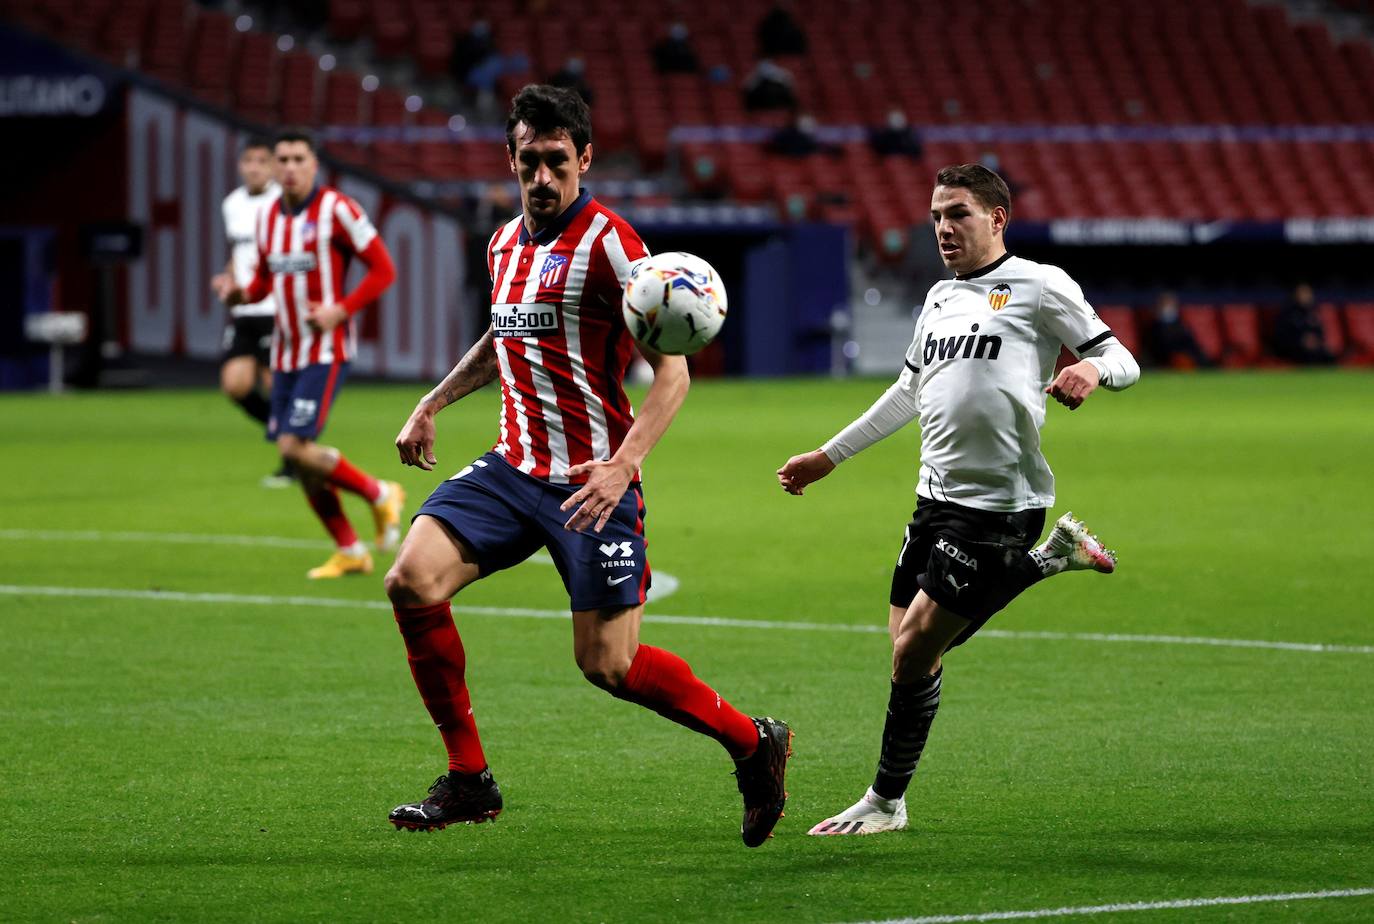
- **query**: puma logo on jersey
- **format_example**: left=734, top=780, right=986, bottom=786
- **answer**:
left=945, top=573, right=969, bottom=594
left=924, top=325, right=1002, bottom=364
left=935, top=537, right=979, bottom=570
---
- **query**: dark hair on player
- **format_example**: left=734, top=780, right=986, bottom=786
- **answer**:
left=505, top=84, right=592, bottom=155
left=273, top=127, right=318, bottom=153
left=241, top=135, right=273, bottom=154
left=935, top=163, right=1012, bottom=216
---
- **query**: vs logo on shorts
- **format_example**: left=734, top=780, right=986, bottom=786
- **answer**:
left=289, top=398, right=318, bottom=427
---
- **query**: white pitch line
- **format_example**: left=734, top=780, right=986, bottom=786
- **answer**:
left=0, top=528, right=680, bottom=601
left=0, top=585, right=1371, bottom=655
left=836, top=886, right=1374, bottom=924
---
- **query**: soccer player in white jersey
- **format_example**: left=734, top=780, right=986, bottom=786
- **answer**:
left=778, top=164, right=1140, bottom=836
left=210, top=137, right=286, bottom=484
left=382, top=85, right=791, bottom=846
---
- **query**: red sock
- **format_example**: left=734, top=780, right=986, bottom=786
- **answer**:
left=615, top=645, right=759, bottom=759
left=394, top=602, right=487, bottom=774
left=328, top=454, right=381, bottom=503
left=306, top=487, right=358, bottom=548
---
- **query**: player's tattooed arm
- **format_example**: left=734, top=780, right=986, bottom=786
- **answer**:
left=424, top=327, right=499, bottom=412
left=396, top=327, right=497, bottom=470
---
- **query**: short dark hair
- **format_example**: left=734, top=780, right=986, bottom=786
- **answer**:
left=241, top=135, right=273, bottom=154
left=505, top=84, right=592, bottom=155
left=273, top=127, right=318, bottom=153
left=935, top=163, right=1011, bottom=215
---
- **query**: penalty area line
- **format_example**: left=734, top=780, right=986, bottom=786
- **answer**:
left=0, top=585, right=1372, bottom=655
left=833, top=886, right=1374, bottom=924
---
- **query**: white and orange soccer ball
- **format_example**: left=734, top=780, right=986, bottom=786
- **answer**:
left=621, top=252, right=728, bottom=356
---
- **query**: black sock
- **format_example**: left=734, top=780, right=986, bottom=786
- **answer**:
left=871, top=668, right=942, bottom=800
left=235, top=391, right=271, bottom=424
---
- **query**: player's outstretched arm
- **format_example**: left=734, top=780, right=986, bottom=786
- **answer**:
left=561, top=347, right=689, bottom=533
left=396, top=327, right=498, bottom=470
left=1045, top=341, right=1140, bottom=410
left=777, top=367, right=920, bottom=496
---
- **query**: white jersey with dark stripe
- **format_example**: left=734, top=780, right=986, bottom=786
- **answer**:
left=485, top=191, right=648, bottom=484
left=254, top=185, right=378, bottom=372
left=905, top=254, right=1115, bottom=511
left=222, top=182, right=280, bottom=318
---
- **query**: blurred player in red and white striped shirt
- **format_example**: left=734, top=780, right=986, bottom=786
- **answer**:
left=215, top=129, right=405, bottom=579
left=381, top=86, right=791, bottom=845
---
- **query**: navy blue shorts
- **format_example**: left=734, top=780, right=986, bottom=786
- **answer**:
left=416, top=452, right=652, bottom=612
left=267, top=362, right=349, bottom=442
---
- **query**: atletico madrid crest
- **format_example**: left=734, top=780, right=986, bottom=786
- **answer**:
left=540, top=253, right=570, bottom=288
left=988, top=283, right=1012, bottom=311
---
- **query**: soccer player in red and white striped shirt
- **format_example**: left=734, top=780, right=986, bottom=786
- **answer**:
left=214, top=129, right=405, bottom=579
left=382, top=86, right=791, bottom=846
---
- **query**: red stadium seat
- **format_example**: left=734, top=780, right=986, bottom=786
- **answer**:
left=1341, top=303, right=1374, bottom=366
left=1316, top=303, right=1347, bottom=357
left=1094, top=306, right=1141, bottom=359
left=1218, top=303, right=1266, bottom=368
left=1180, top=305, right=1225, bottom=365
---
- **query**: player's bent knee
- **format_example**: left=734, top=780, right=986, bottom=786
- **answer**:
left=577, top=654, right=632, bottom=692
left=384, top=560, right=438, bottom=607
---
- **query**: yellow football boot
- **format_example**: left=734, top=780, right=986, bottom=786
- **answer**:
left=372, top=480, right=406, bottom=552
left=307, top=548, right=374, bottom=579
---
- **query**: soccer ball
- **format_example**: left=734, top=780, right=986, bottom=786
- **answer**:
left=621, top=252, right=728, bottom=355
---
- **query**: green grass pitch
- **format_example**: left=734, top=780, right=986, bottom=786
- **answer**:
left=2, top=370, right=1372, bottom=923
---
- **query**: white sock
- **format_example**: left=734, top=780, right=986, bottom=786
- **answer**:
left=373, top=481, right=390, bottom=505
left=864, top=787, right=903, bottom=813
left=341, top=540, right=368, bottom=556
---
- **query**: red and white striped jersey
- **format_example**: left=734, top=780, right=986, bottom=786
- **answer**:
left=486, top=191, right=649, bottom=484
left=251, top=185, right=380, bottom=371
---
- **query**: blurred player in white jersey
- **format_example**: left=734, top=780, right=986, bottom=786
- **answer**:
left=778, top=164, right=1140, bottom=836
left=210, top=137, right=287, bottom=485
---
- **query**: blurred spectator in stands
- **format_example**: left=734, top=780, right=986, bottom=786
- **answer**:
left=1148, top=291, right=1213, bottom=369
left=654, top=23, right=700, bottom=74
left=870, top=109, right=923, bottom=159
left=463, top=183, right=517, bottom=326
left=979, top=151, right=1023, bottom=196
left=769, top=111, right=825, bottom=157
left=743, top=59, right=797, bottom=111
left=1272, top=283, right=1336, bottom=365
left=549, top=57, right=594, bottom=105
left=757, top=2, right=807, bottom=57
left=450, top=20, right=495, bottom=84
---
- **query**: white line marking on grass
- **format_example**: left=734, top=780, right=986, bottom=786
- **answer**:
left=0, top=528, right=680, bottom=601
left=835, top=886, right=1374, bottom=924
left=1, top=585, right=1371, bottom=654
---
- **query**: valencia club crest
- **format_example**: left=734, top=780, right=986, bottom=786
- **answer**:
left=988, top=283, right=1012, bottom=311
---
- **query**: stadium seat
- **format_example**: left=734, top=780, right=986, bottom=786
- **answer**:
left=1094, top=306, right=1141, bottom=359
left=1180, top=304, right=1225, bottom=366
left=1317, top=303, right=1347, bottom=358
left=1341, top=303, right=1374, bottom=366
left=1218, top=303, right=1266, bottom=369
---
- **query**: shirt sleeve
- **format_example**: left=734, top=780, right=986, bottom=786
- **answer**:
left=821, top=312, right=925, bottom=463
left=820, top=366, right=920, bottom=464
left=600, top=223, right=649, bottom=287
left=1039, top=265, right=1140, bottom=390
left=333, top=194, right=379, bottom=254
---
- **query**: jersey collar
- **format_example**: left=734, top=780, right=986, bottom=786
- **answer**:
left=279, top=183, right=319, bottom=217
left=519, top=188, right=591, bottom=245
left=955, top=251, right=1012, bottom=280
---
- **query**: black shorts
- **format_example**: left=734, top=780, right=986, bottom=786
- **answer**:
left=222, top=314, right=273, bottom=364
left=890, top=496, right=1046, bottom=645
